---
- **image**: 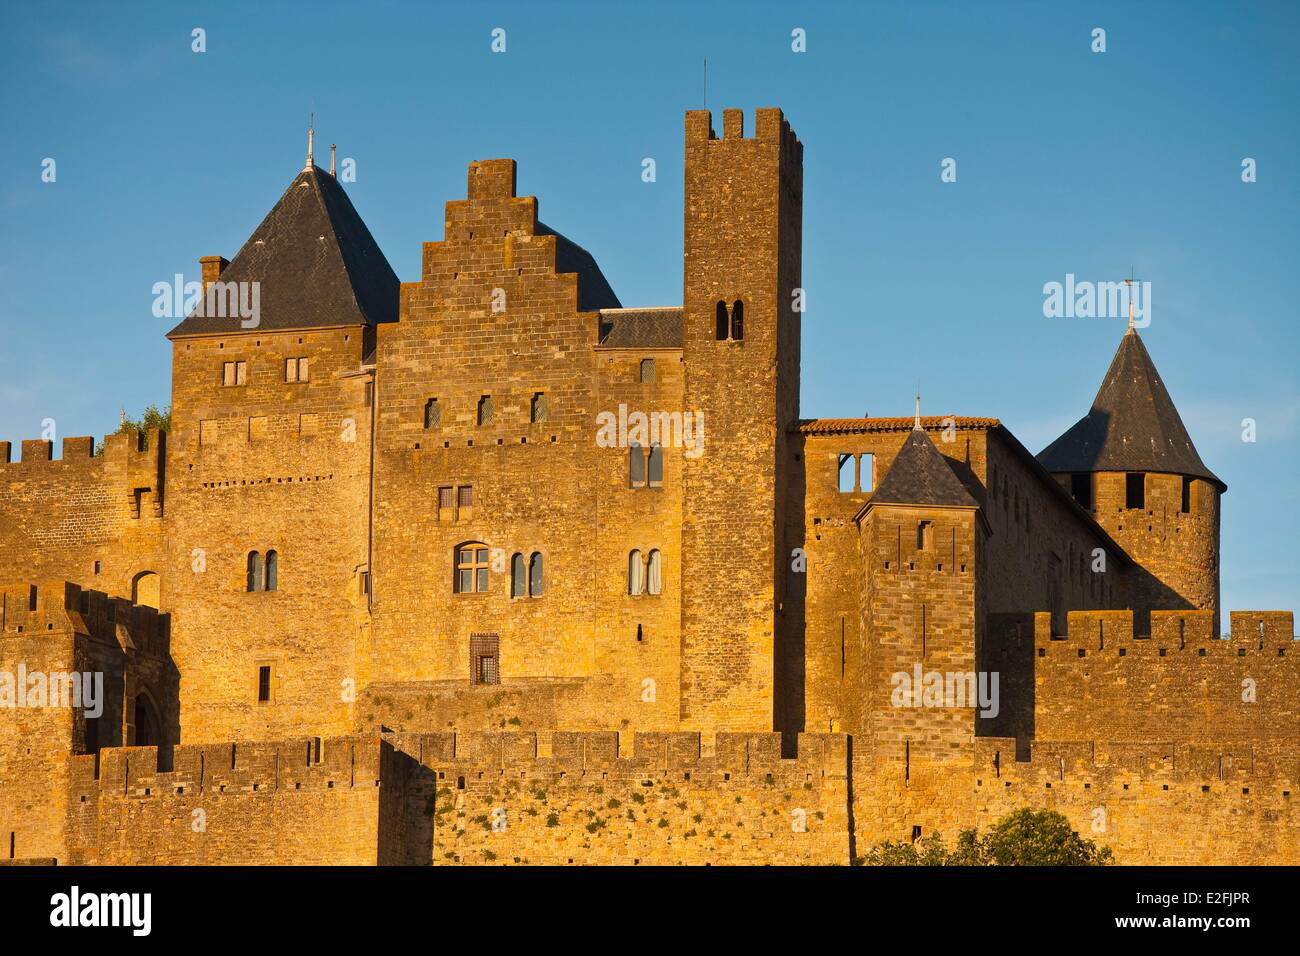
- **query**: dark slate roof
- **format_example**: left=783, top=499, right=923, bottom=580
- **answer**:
left=1037, top=329, right=1224, bottom=489
left=168, top=165, right=399, bottom=337
left=597, top=308, right=684, bottom=348
left=870, top=427, right=980, bottom=508
left=535, top=222, right=621, bottom=313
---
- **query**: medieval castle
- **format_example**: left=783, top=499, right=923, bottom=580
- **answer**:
left=1, top=108, right=1295, bottom=865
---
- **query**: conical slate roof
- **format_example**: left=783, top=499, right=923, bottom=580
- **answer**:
left=870, top=426, right=979, bottom=508
left=168, top=165, right=399, bottom=336
left=1037, top=328, right=1224, bottom=489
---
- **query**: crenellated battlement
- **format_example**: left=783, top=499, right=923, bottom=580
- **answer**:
left=0, top=428, right=164, bottom=469
left=970, top=736, right=1299, bottom=788
left=69, top=735, right=384, bottom=801
left=685, top=107, right=802, bottom=150
left=385, top=730, right=846, bottom=778
left=0, top=579, right=169, bottom=653
left=1034, top=608, right=1296, bottom=652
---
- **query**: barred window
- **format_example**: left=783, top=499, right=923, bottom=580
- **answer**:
left=477, top=395, right=493, bottom=426
left=424, top=398, right=441, bottom=429
left=470, top=633, right=500, bottom=685
left=531, top=392, right=547, bottom=423
left=458, top=485, right=473, bottom=508
left=639, top=359, right=655, bottom=383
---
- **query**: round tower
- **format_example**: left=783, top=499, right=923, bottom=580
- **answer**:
left=1037, top=326, right=1224, bottom=634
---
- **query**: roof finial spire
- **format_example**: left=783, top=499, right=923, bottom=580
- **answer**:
left=330, top=143, right=336, bottom=177
left=305, top=113, right=314, bottom=171
left=1125, top=266, right=1137, bottom=334
left=914, top=391, right=922, bottom=430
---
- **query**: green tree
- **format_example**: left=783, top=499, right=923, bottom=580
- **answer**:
left=94, top=404, right=171, bottom=455
left=861, top=809, right=1112, bottom=866
left=981, top=808, right=1113, bottom=866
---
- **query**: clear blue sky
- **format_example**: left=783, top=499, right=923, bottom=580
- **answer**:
left=1, top=1, right=1296, bottom=617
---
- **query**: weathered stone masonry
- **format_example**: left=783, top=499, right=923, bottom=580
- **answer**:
left=0, top=108, right=1294, bottom=865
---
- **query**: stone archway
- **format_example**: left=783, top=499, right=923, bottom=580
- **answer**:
left=131, top=570, right=160, bottom=609
left=132, top=692, right=161, bottom=747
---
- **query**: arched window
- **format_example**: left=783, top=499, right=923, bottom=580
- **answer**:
left=455, top=543, right=490, bottom=593
left=264, top=550, right=278, bottom=591
left=424, top=398, right=440, bottom=429
left=510, top=553, right=525, bottom=597
left=628, top=549, right=644, bottom=596
left=639, top=358, right=655, bottom=383
left=715, top=301, right=728, bottom=340
left=648, top=443, right=664, bottom=487
left=646, top=549, right=662, bottom=595
left=133, top=693, right=160, bottom=747
left=629, top=442, right=646, bottom=488
left=529, top=552, right=544, bottom=597
left=731, top=299, right=744, bottom=340
left=247, top=551, right=263, bottom=592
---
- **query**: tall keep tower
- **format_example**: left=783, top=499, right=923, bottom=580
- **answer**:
left=679, top=108, right=803, bottom=731
left=1038, top=326, right=1225, bottom=633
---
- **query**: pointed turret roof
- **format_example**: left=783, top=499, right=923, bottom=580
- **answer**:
left=870, top=426, right=980, bottom=508
left=168, top=164, right=399, bottom=337
left=1037, top=328, right=1224, bottom=490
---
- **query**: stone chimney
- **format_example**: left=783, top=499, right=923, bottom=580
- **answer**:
left=200, top=256, right=229, bottom=294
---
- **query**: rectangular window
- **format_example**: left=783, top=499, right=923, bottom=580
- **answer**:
left=1181, top=476, right=1193, bottom=514
left=257, top=665, right=272, bottom=703
left=222, top=361, right=246, bottom=386
left=531, top=392, right=547, bottom=423
left=1071, top=473, right=1092, bottom=509
left=837, top=454, right=855, bottom=493
left=860, top=453, right=875, bottom=492
left=439, top=486, right=454, bottom=509
left=455, top=546, right=490, bottom=594
left=629, top=444, right=646, bottom=488
left=1126, top=472, right=1146, bottom=510
left=457, top=485, right=473, bottom=508
left=477, top=395, right=493, bottom=426
left=285, top=357, right=308, bottom=382
left=639, top=358, right=655, bottom=383
left=470, top=633, right=500, bottom=685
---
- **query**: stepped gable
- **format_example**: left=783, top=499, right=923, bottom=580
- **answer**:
left=167, top=164, right=399, bottom=336
left=1038, top=327, right=1224, bottom=489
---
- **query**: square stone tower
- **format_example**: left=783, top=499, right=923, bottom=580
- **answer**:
left=679, top=108, right=803, bottom=731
